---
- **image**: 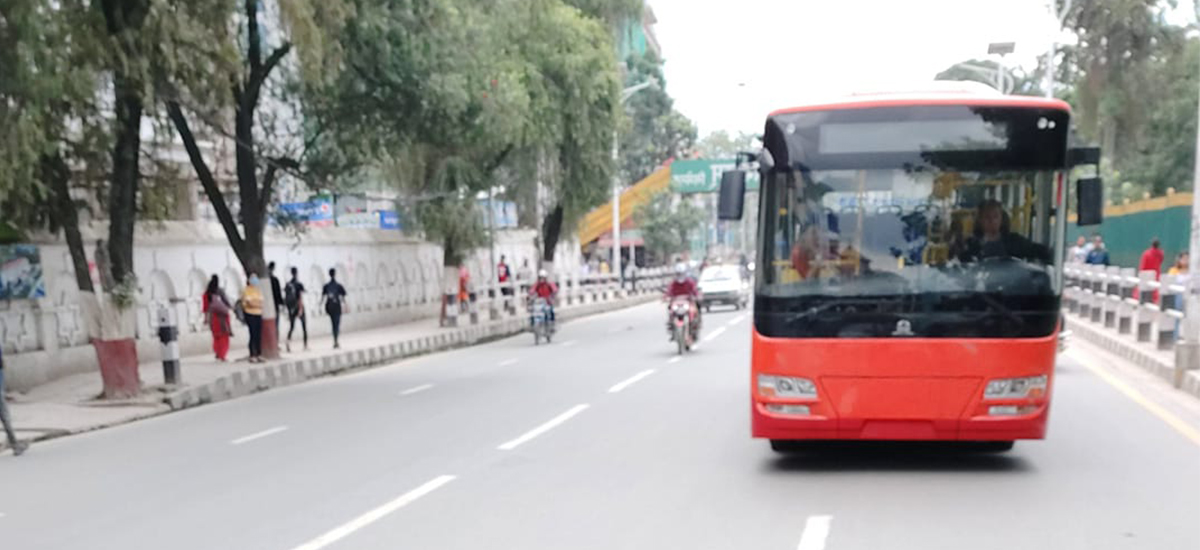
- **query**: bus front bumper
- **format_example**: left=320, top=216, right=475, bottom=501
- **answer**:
left=751, top=402, right=1049, bottom=441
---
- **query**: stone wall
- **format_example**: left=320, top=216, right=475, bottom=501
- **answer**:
left=0, top=221, right=573, bottom=391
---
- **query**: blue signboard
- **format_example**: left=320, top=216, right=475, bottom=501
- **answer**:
left=277, top=198, right=334, bottom=227
left=379, top=210, right=401, bottom=230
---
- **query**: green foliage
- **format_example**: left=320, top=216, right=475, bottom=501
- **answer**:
left=560, top=0, right=642, bottom=24
left=618, top=50, right=697, bottom=184
left=635, top=192, right=705, bottom=264
left=694, top=130, right=759, bottom=159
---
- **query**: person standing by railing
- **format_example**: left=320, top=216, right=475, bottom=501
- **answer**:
left=1137, top=238, right=1165, bottom=302
left=1086, top=234, right=1110, bottom=266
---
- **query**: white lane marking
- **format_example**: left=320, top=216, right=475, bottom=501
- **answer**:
left=498, top=358, right=518, bottom=367
left=703, top=326, right=727, bottom=342
left=559, top=340, right=578, bottom=347
left=608, top=369, right=656, bottom=393
left=289, top=475, right=456, bottom=550
left=727, top=314, right=746, bottom=326
left=230, top=426, right=288, bottom=445
left=796, top=515, right=833, bottom=550
left=497, top=404, right=590, bottom=451
left=399, top=384, right=434, bottom=396
left=667, top=356, right=682, bottom=364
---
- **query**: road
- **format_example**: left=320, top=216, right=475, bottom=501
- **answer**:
left=1, top=302, right=1198, bottom=550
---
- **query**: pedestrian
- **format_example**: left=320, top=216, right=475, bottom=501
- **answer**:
left=497, top=255, right=512, bottom=296
left=1138, top=238, right=1165, bottom=302
left=202, top=274, right=233, bottom=362
left=1085, top=234, right=1110, bottom=266
left=1168, top=251, right=1190, bottom=277
left=517, top=258, right=533, bottom=294
left=285, top=267, right=308, bottom=352
left=321, top=268, right=348, bottom=349
left=0, top=344, right=28, bottom=456
left=240, top=271, right=265, bottom=363
left=268, top=261, right=284, bottom=333
left=1068, top=235, right=1091, bottom=264
left=458, top=264, right=470, bottom=312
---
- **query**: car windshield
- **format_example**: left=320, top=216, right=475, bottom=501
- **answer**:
left=700, top=266, right=738, bottom=282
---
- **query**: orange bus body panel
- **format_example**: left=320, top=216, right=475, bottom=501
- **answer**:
left=750, top=328, right=1056, bottom=441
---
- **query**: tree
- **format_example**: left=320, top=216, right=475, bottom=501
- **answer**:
left=166, top=0, right=352, bottom=277
left=694, top=130, right=758, bottom=159
left=635, top=192, right=704, bottom=264
left=618, top=50, right=697, bottom=184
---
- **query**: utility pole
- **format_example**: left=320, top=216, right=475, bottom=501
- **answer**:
left=612, top=80, right=656, bottom=285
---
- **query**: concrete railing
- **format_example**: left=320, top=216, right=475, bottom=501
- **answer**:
left=1063, top=263, right=1199, bottom=396
left=445, top=268, right=672, bottom=327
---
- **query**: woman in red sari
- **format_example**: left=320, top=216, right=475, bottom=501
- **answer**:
left=201, top=275, right=233, bottom=361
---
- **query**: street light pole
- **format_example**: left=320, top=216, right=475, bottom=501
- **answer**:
left=1045, top=0, right=1072, bottom=99
left=612, top=80, right=656, bottom=285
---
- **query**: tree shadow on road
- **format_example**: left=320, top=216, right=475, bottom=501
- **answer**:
left=762, top=441, right=1033, bottom=474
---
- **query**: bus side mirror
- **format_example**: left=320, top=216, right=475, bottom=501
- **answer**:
left=1076, top=177, right=1103, bottom=226
left=718, top=170, right=746, bottom=221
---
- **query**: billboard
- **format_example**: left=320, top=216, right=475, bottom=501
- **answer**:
left=276, top=198, right=334, bottom=227
left=379, top=210, right=401, bottom=230
left=670, top=158, right=761, bottom=194
left=0, top=244, right=45, bottom=300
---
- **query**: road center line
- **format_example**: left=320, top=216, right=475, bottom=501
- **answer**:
left=727, top=314, right=746, bottom=326
left=230, top=426, right=288, bottom=445
left=399, top=384, right=434, bottom=396
left=289, top=475, right=456, bottom=550
left=497, top=404, right=590, bottom=451
left=498, top=358, right=519, bottom=367
left=667, top=356, right=682, bottom=364
left=796, top=514, right=833, bottom=550
left=703, top=326, right=727, bottom=342
left=608, top=369, right=656, bottom=393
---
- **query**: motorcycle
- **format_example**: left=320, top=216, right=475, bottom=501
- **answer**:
left=530, top=297, right=554, bottom=345
left=668, top=296, right=695, bottom=355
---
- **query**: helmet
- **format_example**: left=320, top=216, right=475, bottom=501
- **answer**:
left=537, top=269, right=548, bottom=278
left=674, top=263, right=687, bottom=275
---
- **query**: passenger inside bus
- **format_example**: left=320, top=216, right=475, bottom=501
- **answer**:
left=956, top=199, right=1050, bottom=264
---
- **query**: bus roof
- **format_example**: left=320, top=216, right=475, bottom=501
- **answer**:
left=768, top=82, right=1071, bottom=117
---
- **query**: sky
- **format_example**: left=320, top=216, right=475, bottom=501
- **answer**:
left=648, top=0, right=1085, bottom=136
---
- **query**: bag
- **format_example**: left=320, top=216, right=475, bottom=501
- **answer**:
left=284, top=281, right=300, bottom=312
left=234, top=299, right=247, bottom=324
left=325, top=290, right=342, bottom=315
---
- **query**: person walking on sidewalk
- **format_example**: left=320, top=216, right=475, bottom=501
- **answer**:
left=202, top=275, right=234, bottom=361
left=497, top=255, right=512, bottom=296
left=268, top=262, right=284, bottom=333
left=1, top=345, right=28, bottom=456
left=322, top=268, right=348, bottom=349
left=285, top=267, right=308, bottom=352
left=241, top=271, right=266, bottom=363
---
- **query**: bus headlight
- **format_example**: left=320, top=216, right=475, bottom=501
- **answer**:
left=758, top=375, right=817, bottom=398
left=984, top=375, right=1047, bottom=399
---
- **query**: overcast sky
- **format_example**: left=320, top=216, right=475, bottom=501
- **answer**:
left=647, top=0, right=1117, bottom=136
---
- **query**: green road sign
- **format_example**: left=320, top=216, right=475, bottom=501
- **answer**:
left=669, top=158, right=760, bottom=194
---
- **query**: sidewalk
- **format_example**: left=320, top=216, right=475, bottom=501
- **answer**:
left=1, top=293, right=656, bottom=452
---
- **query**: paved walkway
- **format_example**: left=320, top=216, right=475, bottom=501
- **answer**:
left=1, top=294, right=652, bottom=451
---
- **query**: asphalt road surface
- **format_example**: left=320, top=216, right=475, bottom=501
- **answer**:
left=1, top=302, right=1198, bottom=550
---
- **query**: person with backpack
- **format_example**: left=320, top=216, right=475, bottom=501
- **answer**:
left=285, top=267, right=308, bottom=352
left=322, top=268, right=348, bottom=349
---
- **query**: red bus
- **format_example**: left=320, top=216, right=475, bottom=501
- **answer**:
left=717, top=85, right=1102, bottom=452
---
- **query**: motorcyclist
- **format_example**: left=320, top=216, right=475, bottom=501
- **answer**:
left=664, top=262, right=701, bottom=340
left=529, top=269, right=558, bottom=327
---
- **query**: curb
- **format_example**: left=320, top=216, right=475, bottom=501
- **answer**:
left=160, top=294, right=657, bottom=413
left=1066, top=315, right=1200, bottom=399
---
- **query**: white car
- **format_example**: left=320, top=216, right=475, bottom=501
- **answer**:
left=698, top=264, right=750, bottom=312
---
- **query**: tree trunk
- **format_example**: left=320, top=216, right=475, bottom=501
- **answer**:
left=541, top=204, right=564, bottom=263
left=108, top=73, right=142, bottom=288
left=44, top=152, right=93, bottom=294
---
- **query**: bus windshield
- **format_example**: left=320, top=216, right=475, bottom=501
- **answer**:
left=756, top=167, right=1062, bottom=338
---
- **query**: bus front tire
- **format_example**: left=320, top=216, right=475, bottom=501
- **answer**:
left=769, top=439, right=807, bottom=453
left=971, top=441, right=1015, bottom=452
